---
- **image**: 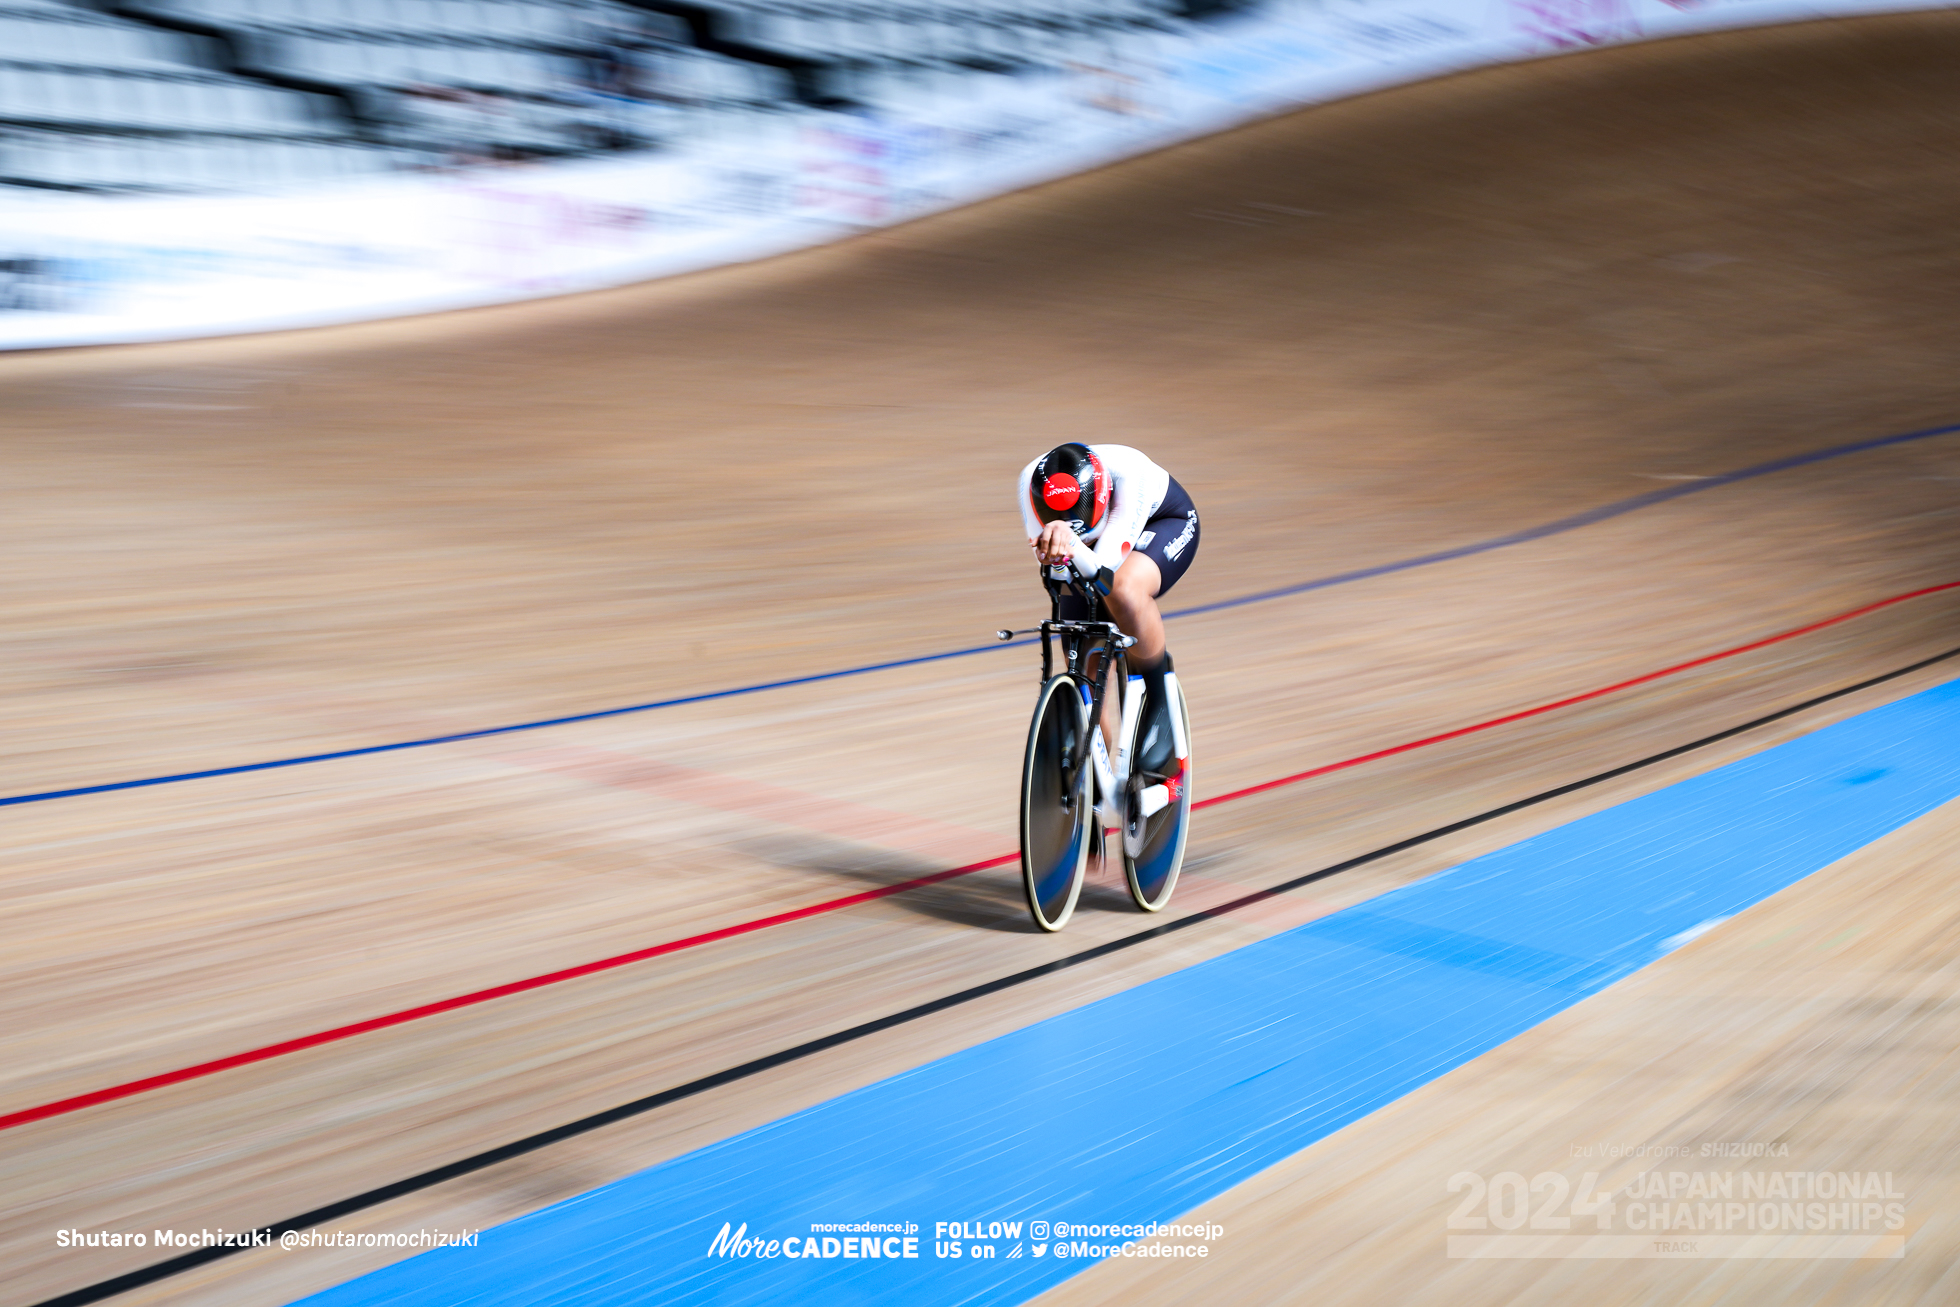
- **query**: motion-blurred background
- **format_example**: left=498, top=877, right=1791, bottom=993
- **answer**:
left=1, top=0, right=1752, bottom=347
left=0, top=0, right=1215, bottom=192
left=8, top=1, right=1960, bottom=1305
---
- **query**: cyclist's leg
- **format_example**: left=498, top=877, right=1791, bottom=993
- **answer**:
left=1105, top=556, right=1172, bottom=774
left=1104, top=553, right=1165, bottom=665
left=1106, top=478, right=1199, bottom=668
left=1107, top=487, right=1200, bottom=775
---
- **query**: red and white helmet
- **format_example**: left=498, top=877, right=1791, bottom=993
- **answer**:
left=1028, top=442, right=1109, bottom=536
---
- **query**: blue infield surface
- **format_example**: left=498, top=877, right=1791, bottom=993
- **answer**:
left=297, top=674, right=1960, bottom=1307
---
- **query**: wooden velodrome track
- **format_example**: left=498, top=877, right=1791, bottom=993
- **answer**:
left=7, top=11, right=1960, bottom=1304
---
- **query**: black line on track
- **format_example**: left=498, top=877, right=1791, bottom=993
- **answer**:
left=34, top=642, right=1960, bottom=1307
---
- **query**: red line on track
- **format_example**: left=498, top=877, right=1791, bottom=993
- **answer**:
left=6, top=578, right=1958, bottom=1135
left=1194, top=579, right=1960, bottom=809
left=0, top=854, right=1016, bottom=1134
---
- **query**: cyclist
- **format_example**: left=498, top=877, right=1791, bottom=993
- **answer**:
left=1019, top=442, right=1198, bottom=804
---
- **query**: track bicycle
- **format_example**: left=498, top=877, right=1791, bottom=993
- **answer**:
left=996, top=569, right=1193, bottom=932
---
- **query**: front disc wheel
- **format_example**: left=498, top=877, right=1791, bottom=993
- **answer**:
left=1020, top=675, right=1093, bottom=932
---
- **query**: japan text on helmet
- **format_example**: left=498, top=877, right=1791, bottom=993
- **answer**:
left=1029, top=442, right=1108, bottom=536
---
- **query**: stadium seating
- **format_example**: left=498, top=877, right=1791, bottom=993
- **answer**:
left=0, top=0, right=1195, bottom=193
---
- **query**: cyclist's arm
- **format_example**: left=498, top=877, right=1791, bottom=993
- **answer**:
left=1019, top=447, right=1168, bottom=595
left=1069, top=451, right=1168, bottom=592
left=1022, top=459, right=1101, bottom=590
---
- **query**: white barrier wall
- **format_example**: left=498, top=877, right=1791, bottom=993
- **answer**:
left=0, top=0, right=1947, bottom=349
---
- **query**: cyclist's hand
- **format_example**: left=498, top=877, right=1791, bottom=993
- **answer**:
left=1033, top=521, right=1078, bottom=568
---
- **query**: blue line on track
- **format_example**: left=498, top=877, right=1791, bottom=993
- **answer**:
left=1167, top=420, right=1960, bottom=618
left=295, top=672, right=1960, bottom=1307
left=8, top=420, right=1956, bottom=812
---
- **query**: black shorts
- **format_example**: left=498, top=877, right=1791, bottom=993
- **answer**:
left=1057, top=476, right=1200, bottom=619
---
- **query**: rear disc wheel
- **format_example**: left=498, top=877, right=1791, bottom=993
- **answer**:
left=1124, top=679, right=1192, bottom=912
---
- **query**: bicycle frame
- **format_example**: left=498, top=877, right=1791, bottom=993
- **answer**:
left=1035, top=569, right=1136, bottom=800
left=1005, top=567, right=1181, bottom=929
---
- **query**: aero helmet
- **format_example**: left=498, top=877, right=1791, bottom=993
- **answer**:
left=1029, top=442, right=1109, bottom=536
